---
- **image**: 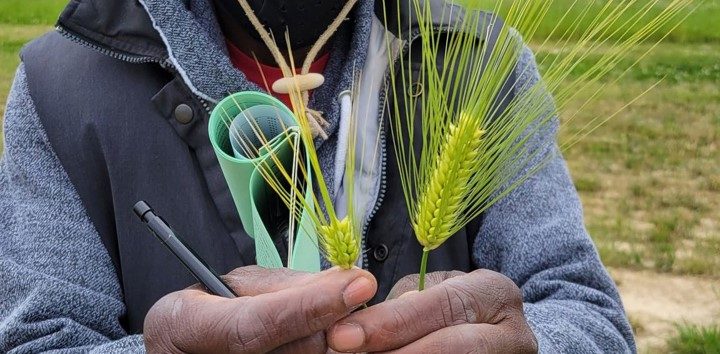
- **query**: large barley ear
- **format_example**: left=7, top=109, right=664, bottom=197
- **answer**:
left=382, top=0, right=695, bottom=290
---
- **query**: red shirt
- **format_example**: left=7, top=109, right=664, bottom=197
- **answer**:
left=226, top=41, right=330, bottom=109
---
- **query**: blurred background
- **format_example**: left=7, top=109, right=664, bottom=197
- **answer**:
left=0, top=0, right=717, bottom=352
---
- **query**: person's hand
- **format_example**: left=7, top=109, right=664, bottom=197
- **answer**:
left=144, top=266, right=377, bottom=354
left=326, top=269, right=537, bottom=353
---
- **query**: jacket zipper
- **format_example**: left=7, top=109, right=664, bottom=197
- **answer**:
left=359, top=28, right=425, bottom=270
left=359, top=84, right=389, bottom=270
left=56, top=25, right=169, bottom=67
left=199, top=98, right=212, bottom=115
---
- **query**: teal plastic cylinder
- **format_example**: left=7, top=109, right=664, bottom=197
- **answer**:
left=209, top=92, right=296, bottom=236
left=208, top=91, right=320, bottom=272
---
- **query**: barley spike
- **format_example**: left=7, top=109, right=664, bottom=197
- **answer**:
left=318, top=217, right=359, bottom=269
left=414, top=112, right=484, bottom=251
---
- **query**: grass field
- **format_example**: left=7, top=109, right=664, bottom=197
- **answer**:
left=1, top=0, right=718, bottom=352
left=548, top=41, right=720, bottom=277
left=668, top=324, right=720, bottom=353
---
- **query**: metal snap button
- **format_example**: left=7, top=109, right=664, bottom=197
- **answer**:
left=373, top=244, right=389, bottom=262
left=174, top=103, right=194, bottom=124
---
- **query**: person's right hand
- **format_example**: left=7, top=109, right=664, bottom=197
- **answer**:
left=143, top=265, right=377, bottom=354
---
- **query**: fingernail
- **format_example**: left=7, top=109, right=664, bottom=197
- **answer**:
left=343, top=277, right=374, bottom=307
left=331, top=323, right=365, bottom=351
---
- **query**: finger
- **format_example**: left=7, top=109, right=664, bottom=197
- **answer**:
left=151, top=268, right=376, bottom=353
left=146, top=290, right=282, bottom=353
left=328, top=269, right=523, bottom=353
left=218, top=269, right=377, bottom=352
left=378, top=323, right=536, bottom=354
left=229, top=267, right=376, bottom=352
left=386, top=271, right=465, bottom=300
left=270, top=332, right=326, bottom=354
left=222, top=265, right=318, bottom=296
left=144, top=289, right=228, bottom=353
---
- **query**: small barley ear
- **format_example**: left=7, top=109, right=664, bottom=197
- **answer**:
left=319, top=217, right=360, bottom=270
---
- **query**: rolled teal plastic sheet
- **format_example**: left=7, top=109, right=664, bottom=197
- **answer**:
left=208, top=92, right=320, bottom=272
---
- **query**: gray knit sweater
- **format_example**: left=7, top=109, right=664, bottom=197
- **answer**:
left=0, top=1, right=635, bottom=353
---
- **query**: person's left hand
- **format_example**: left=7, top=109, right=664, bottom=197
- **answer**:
left=326, top=269, right=537, bottom=353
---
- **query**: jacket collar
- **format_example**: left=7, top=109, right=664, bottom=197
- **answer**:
left=57, top=0, right=167, bottom=59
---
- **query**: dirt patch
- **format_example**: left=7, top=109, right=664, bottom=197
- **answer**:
left=609, top=267, right=720, bottom=352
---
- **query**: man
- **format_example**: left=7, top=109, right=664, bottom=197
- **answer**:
left=0, top=0, right=635, bottom=352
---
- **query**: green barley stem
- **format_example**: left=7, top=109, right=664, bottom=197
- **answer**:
left=419, top=249, right=430, bottom=291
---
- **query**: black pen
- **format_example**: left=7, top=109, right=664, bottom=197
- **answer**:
left=133, top=201, right=237, bottom=298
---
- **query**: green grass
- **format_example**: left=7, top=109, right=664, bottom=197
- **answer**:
left=534, top=0, right=720, bottom=43
left=667, top=324, right=720, bottom=354
left=0, top=0, right=68, bottom=25
left=535, top=42, right=720, bottom=84
left=543, top=40, right=720, bottom=276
